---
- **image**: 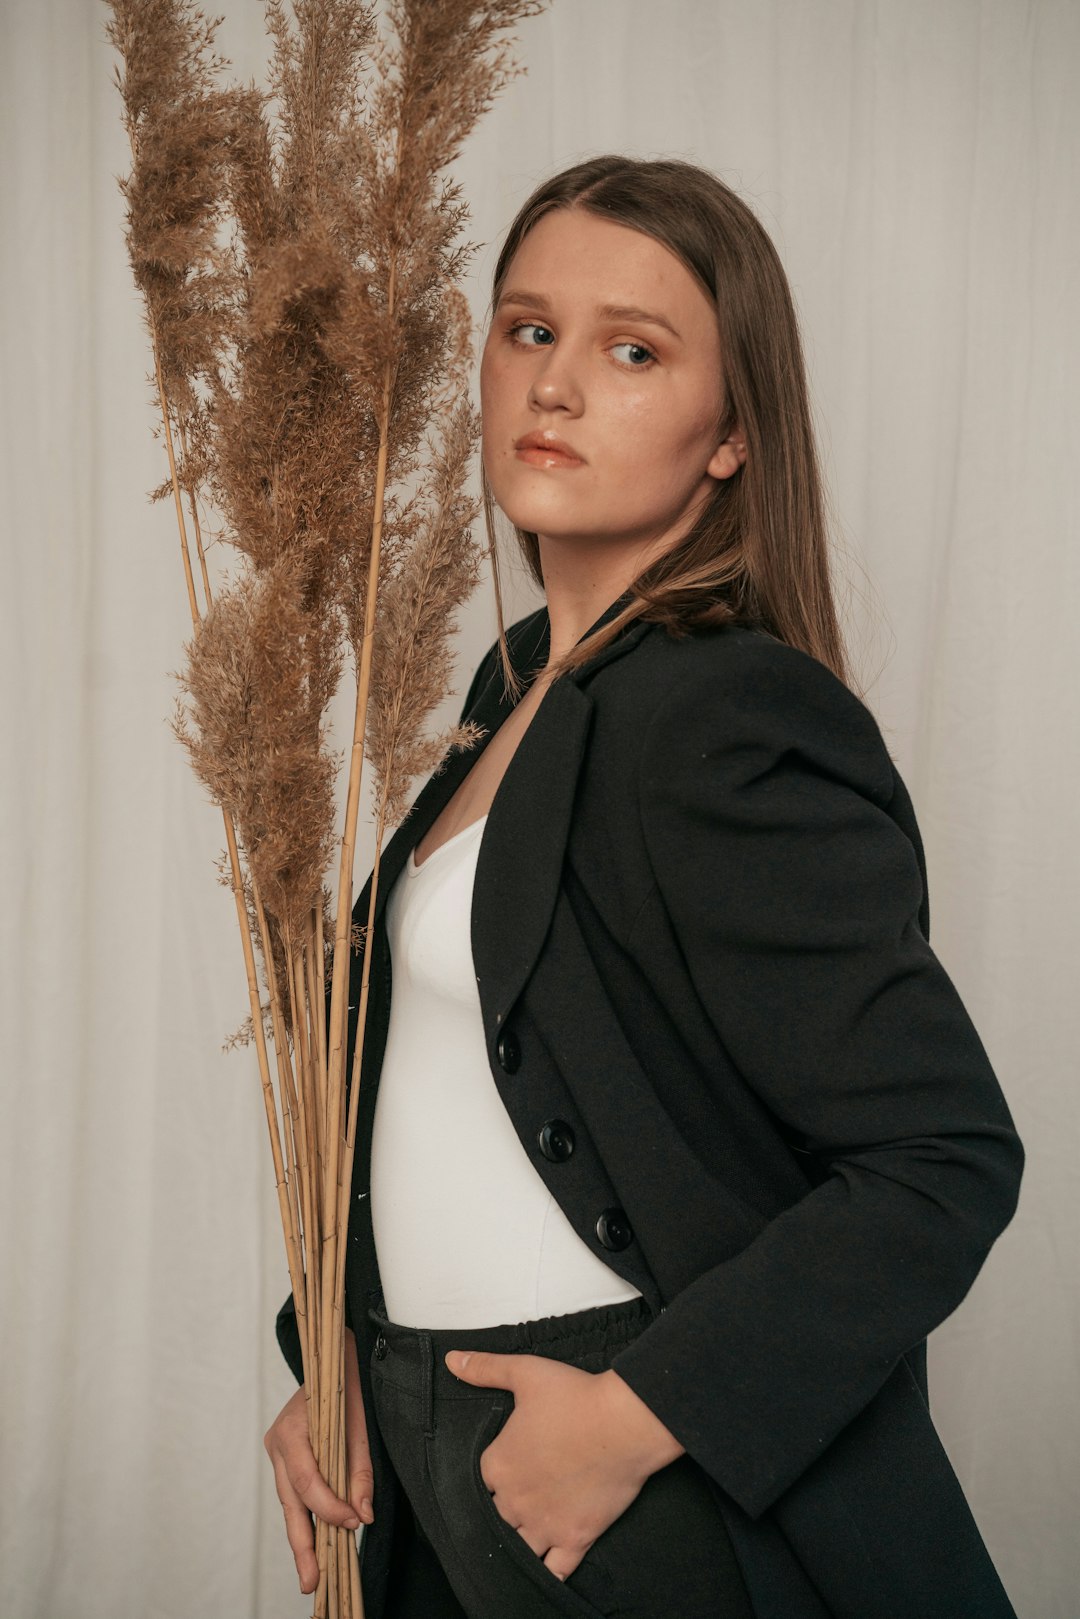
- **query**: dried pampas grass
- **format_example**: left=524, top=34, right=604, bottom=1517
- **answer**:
left=105, top=2, right=548, bottom=1612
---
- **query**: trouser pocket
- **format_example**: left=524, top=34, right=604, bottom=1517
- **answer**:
left=450, top=1390, right=617, bottom=1619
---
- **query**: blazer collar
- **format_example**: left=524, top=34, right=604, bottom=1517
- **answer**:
left=371, top=589, right=653, bottom=1037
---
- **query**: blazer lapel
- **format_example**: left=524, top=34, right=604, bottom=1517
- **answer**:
left=370, top=590, right=653, bottom=1041
left=471, top=667, right=595, bottom=1038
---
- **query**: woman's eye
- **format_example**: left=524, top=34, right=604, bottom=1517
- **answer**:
left=505, top=322, right=656, bottom=369
left=507, top=321, right=555, bottom=348
left=610, top=340, right=657, bottom=369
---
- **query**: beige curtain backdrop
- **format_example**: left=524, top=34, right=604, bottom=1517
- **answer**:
left=2, top=1, right=1076, bottom=1614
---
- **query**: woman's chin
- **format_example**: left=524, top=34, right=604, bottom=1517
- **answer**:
left=498, top=501, right=580, bottom=536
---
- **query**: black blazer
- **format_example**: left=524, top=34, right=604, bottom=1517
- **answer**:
left=277, top=591, right=1024, bottom=1619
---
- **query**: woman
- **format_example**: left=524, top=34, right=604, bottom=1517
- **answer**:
left=264, top=156, right=1024, bottom=1619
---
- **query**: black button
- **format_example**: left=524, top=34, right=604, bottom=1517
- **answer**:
left=497, top=1028, right=521, bottom=1073
left=538, top=1119, right=575, bottom=1161
left=596, top=1207, right=633, bottom=1250
left=374, top=1332, right=388, bottom=1360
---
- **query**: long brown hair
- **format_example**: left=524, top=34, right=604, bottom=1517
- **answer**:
left=479, top=154, right=857, bottom=699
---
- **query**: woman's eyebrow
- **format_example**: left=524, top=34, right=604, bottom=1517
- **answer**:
left=497, top=289, right=682, bottom=341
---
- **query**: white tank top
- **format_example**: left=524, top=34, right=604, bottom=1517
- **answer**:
left=369, top=813, right=644, bottom=1328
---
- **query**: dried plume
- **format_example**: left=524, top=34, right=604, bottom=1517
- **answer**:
left=107, top=3, right=550, bottom=1613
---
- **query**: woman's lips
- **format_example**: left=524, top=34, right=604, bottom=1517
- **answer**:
left=515, top=446, right=583, bottom=467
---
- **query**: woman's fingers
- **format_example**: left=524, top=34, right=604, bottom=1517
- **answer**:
left=264, top=1386, right=363, bottom=1594
left=343, top=1328, right=375, bottom=1523
left=271, top=1461, right=321, bottom=1596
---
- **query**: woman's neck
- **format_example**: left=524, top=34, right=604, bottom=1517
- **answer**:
left=539, top=565, right=640, bottom=669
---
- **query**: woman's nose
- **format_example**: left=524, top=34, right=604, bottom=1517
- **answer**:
left=527, top=348, right=584, bottom=414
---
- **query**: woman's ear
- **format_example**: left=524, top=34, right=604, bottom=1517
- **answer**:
left=707, top=427, right=747, bottom=482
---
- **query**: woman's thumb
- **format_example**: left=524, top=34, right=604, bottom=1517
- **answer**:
left=343, top=1336, right=374, bottom=1522
left=346, top=1425, right=374, bottom=1522
left=348, top=1464, right=375, bottom=1525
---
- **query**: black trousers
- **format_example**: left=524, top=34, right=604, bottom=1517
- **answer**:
left=365, top=1289, right=756, bottom=1619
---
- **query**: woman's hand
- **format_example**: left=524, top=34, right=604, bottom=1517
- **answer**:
left=264, top=1327, right=374, bottom=1596
left=445, top=1349, right=685, bottom=1582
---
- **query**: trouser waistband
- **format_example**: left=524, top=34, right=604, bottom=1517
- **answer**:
left=366, top=1288, right=656, bottom=1412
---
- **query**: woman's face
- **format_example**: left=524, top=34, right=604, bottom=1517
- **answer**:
left=480, top=208, right=744, bottom=574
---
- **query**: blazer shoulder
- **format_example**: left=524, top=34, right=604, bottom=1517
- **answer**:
left=637, top=623, right=896, bottom=807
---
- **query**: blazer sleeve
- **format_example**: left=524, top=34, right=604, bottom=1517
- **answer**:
left=607, top=631, right=1025, bottom=1518
left=274, top=637, right=501, bottom=1383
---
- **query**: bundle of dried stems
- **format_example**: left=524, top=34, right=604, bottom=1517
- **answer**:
left=104, top=1, right=547, bottom=1611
